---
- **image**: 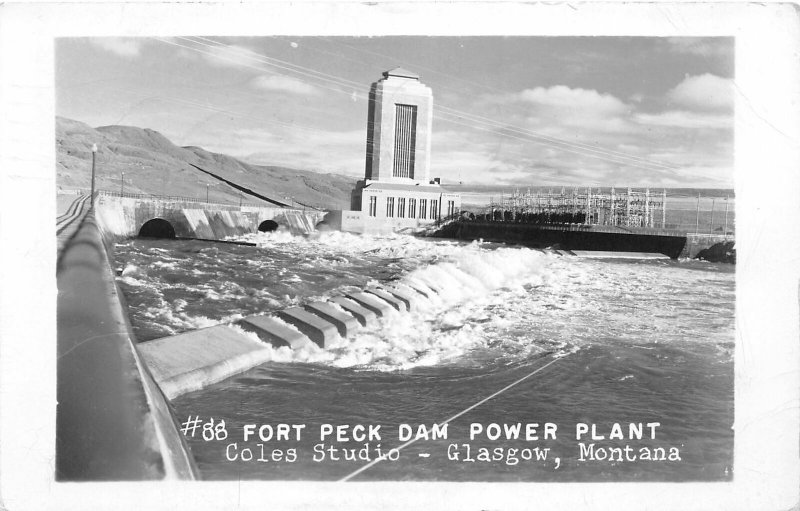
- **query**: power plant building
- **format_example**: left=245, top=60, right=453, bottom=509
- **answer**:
left=341, top=68, right=461, bottom=233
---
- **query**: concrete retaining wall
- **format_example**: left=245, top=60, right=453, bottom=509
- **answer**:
left=95, top=195, right=325, bottom=239
left=54, top=197, right=333, bottom=480
left=56, top=211, right=198, bottom=480
left=137, top=325, right=275, bottom=400
left=434, top=221, right=688, bottom=259
left=681, top=234, right=735, bottom=260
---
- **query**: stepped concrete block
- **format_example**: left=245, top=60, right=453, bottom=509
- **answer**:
left=276, top=307, right=339, bottom=348
left=330, top=296, right=378, bottom=326
left=237, top=315, right=314, bottom=350
left=137, top=324, right=272, bottom=400
left=345, top=291, right=394, bottom=317
left=412, top=277, right=444, bottom=295
left=366, top=288, right=407, bottom=312
left=304, top=301, right=360, bottom=337
left=384, top=285, right=423, bottom=310
left=403, top=280, right=431, bottom=298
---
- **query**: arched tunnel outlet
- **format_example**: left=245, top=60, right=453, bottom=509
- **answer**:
left=139, top=218, right=176, bottom=239
left=258, top=220, right=279, bottom=232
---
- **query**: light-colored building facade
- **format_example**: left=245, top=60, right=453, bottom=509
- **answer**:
left=343, top=68, right=461, bottom=234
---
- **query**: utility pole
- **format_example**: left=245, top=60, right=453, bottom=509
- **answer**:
left=206, top=184, right=209, bottom=203
left=121, top=172, right=125, bottom=195
left=724, top=195, right=729, bottom=237
left=694, top=192, right=701, bottom=235
left=710, top=197, right=716, bottom=234
left=239, top=192, right=242, bottom=208
left=90, top=143, right=97, bottom=209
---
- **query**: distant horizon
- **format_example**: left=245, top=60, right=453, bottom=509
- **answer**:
left=57, top=37, right=734, bottom=188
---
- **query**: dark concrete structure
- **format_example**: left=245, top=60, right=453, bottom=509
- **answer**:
left=434, top=221, right=690, bottom=259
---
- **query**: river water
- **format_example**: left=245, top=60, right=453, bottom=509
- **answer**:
left=114, top=230, right=734, bottom=481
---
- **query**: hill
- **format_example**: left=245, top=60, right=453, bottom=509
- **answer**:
left=56, top=117, right=357, bottom=210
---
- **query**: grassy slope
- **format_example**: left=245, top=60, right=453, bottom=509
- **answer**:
left=56, top=117, right=356, bottom=210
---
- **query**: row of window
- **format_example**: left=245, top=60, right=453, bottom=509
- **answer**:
left=367, top=196, right=456, bottom=220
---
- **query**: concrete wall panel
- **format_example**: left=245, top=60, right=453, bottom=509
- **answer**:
left=137, top=325, right=272, bottom=400
left=276, top=307, right=340, bottom=348
left=304, top=301, right=361, bottom=337
left=237, top=315, right=314, bottom=350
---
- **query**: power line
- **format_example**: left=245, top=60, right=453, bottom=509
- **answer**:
left=144, top=37, right=688, bottom=173
left=206, top=37, right=679, bottom=170
left=167, top=37, right=684, bottom=172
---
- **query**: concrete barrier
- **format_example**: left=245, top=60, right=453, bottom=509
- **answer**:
left=276, top=307, right=340, bottom=348
left=434, top=221, right=688, bottom=259
left=365, top=288, right=407, bottom=312
left=329, top=296, right=378, bottom=326
left=56, top=212, right=197, bottom=480
left=384, top=285, right=424, bottom=310
left=345, top=291, right=395, bottom=317
left=136, top=325, right=274, bottom=400
left=237, top=315, right=315, bottom=349
left=94, top=194, right=325, bottom=239
left=570, top=250, right=667, bottom=259
left=403, top=280, right=432, bottom=298
left=304, top=301, right=361, bottom=337
left=409, top=276, right=445, bottom=296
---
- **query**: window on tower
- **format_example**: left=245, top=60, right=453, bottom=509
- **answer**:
left=392, top=104, right=417, bottom=179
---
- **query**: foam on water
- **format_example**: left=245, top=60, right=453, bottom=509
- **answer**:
left=235, top=229, right=475, bottom=262
left=252, top=246, right=560, bottom=371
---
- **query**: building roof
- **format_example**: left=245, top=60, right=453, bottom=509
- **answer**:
left=364, top=181, right=456, bottom=193
left=382, top=67, right=420, bottom=80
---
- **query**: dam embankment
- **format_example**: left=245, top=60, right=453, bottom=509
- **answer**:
left=56, top=193, right=325, bottom=480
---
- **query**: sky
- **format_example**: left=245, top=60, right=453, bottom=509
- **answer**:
left=56, top=36, right=734, bottom=188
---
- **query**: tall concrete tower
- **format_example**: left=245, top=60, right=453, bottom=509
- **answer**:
left=344, top=68, right=460, bottom=234
left=364, top=68, right=433, bottom=183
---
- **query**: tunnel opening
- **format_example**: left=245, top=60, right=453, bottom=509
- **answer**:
left=258, top=220, right=279, bottom=232
left=139, top=218, right=176, bottom=239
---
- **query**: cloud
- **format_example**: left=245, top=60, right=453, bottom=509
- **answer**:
left=250, top=75, right=319, bottom=96
left=92, top=38, right=145, bottom=58
left=635, top=110, right=732, bottom=130
left=516, top=85, right=629, bottom=116
left=667, top=73, right=733, bottom=111
left=476, top=85, right=637, bottom=142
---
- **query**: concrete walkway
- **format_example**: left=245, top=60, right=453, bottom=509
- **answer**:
left=56, top=192, right=91, bottom=256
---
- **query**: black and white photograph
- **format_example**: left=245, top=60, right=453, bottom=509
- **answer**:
left=1, top=2, right=799, bottom=510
